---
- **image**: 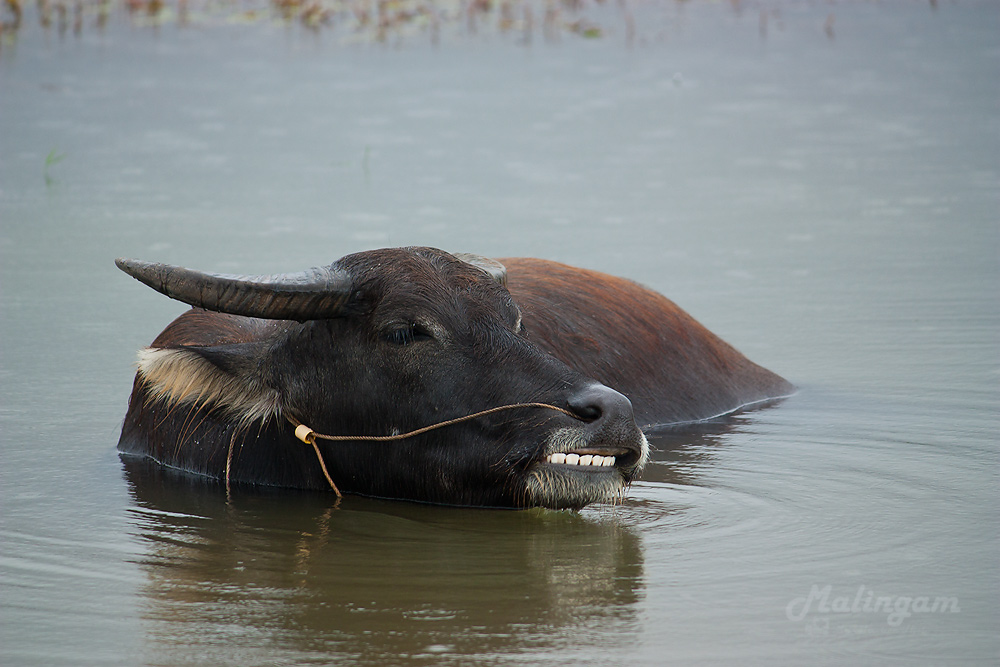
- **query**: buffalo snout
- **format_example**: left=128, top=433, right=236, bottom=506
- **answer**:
left=568, top=382, right=634, bottom=425
left=568, top=383, right=646, bottom=460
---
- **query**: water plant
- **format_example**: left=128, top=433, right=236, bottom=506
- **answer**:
left=44, top=148, right=65, bottom=186
left=0, top=0, right=622, bottom=45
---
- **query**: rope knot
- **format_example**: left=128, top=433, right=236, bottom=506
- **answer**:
left=288, top=402, right=579, bottom=500
left=294, top=423, right=316, bottom=445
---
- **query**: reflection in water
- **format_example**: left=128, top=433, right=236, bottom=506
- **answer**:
left=122, top=408, right=766, bottom=664
left=124, top=460, right=646, bottom=664
left=640, top=409, right=771, bottom=486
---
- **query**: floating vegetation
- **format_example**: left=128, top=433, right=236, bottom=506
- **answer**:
left=2, top=0, right=22, bottom=31
left=43, top=148, right=65, bottom=186
left=0, top=0, right=639, bottom=45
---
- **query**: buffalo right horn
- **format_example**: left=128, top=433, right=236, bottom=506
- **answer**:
left=115, top=258, right=354, bottom=322
left=453, top=253, right=507, bottom=287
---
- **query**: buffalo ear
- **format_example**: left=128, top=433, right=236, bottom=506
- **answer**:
left=136, top=341, right=282, bottom=425
left=189, top=342, right=268, bottom=380
left=454, top=253, right=507, bottom=287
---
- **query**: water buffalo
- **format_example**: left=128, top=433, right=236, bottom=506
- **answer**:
left=117, top=247, right=792, bottom=509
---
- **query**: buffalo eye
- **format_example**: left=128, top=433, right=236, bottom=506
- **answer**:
left=383, top=322, right=433, bottom=346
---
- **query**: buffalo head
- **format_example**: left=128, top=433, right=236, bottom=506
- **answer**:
left=117, top=247, right=649, bottom=509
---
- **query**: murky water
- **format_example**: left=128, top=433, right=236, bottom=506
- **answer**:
left=2, top=1, right=998, bottom=664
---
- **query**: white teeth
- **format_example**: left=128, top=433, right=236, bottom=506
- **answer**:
left=545, top=453, right=616, bottom=468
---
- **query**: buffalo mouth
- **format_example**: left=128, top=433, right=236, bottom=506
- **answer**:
left=543, top=447, right=635, bottom=469
left=523, top=431, right=649, bottom=510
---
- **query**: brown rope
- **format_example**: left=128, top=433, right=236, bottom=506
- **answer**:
left=308, top=439, right=342, bottom=498
left=225, top=428, right=238, bottom=496
left=287, top=402, right=578, bottom=496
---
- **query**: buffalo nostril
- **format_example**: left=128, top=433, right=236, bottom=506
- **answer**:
left=568, top=399, right=602, bottom=422
left=567, top=383, right=631, bottom=424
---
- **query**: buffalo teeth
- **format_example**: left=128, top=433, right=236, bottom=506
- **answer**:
left=545, top=453, right=616, bottom=467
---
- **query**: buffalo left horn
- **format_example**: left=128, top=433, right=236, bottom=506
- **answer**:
left=115, top=258, right=354, bottom=322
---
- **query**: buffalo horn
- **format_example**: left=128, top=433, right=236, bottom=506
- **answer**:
left=115, top=258, right=354, bottom=321
left=454, top=253, right=507, bottom=287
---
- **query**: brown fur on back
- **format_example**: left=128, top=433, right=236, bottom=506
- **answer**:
left=501, top=258, right=793, bottom=426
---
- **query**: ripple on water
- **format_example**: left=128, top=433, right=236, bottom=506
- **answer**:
left=609, top=433, right=955, bottom=588
left=616, top=479, right=781, bottom=542
left=0, top=530, right=143, bottom=587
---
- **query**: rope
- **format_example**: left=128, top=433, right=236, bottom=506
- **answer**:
left=286, top=402, right=579, bottom=496
left=308, top=439, right=342, bottom=498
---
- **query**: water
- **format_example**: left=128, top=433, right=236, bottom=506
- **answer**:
left=2, top=0, right=998, bottom=664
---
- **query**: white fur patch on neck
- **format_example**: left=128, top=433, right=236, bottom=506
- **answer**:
left=137, top=347, right=281, bottom=425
